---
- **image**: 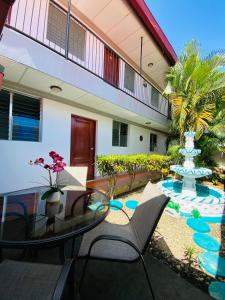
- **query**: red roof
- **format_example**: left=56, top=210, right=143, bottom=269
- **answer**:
left=127, top=0, right=177, bottom=65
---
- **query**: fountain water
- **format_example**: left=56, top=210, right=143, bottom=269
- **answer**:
left=158, top=131, right=225, bottom=223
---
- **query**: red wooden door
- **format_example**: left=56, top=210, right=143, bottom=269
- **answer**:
left=70, top=115, right=96, bottom=180
left=104, top=47, right=119, bottom=87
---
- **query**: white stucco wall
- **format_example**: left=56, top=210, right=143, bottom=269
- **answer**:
left=0, top=98, right=167, bottom=193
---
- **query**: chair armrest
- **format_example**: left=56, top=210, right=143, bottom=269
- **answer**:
left=87, top=234, right=141, bottom=257
left=52, top=259, right=74, bottom=300
left=95, top=203, right=131, bottom=221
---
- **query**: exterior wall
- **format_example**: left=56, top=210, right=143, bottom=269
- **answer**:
left=0, top=97, right=167, bottom=194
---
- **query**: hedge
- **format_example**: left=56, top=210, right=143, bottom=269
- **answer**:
left=96, top=154, right=172, bottom=198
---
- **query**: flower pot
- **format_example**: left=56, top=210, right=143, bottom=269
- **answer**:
left=46, top=191, right=61, bottom=203
left=46, top=202, right=62, bottom=218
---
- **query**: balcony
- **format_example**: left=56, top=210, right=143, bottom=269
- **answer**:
left=5, top=0, right=169, bottom=118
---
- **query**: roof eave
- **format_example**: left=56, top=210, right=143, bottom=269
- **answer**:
left=127, top=0, right=177, bottom=66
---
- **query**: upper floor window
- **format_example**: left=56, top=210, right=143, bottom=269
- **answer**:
left=69, top=18, right=86, bottom=61
left=150, top=133, right=157, bottom=151
left=112, top=121, right=128, bottom=147
left=0, top=90, right=41, bottom=142
left=124, top=64, right=135, bottom=93
left=151, top=86, right=159, bottom=108
left=47, top=2, right=86, bottom=61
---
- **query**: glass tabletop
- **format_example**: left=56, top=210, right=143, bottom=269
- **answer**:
left=0, top=186, right=109, bottom=246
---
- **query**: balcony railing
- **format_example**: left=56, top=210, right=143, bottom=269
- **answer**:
left=5, top=0, right=169, bottom=117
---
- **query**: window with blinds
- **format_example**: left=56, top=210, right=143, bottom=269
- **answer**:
left=69, top=19, right=86, bottom=61
left=151, top=86, right=159, bottom=108
left=47, top=2, right=86, bottom=61
left=112, top=121, right=128, bottom=147
left=0, top=90, right=10, bottom=139
left=0, top=90, right=41, bottom=142
left=124, top=63, right=135, bottom=93
left=47, top=2, right=67, bottom=49
left=150, top=133, right=157, bottom=151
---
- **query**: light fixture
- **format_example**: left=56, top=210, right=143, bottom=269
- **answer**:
left=143, top=81, right=147, bottom=88
left=50, top=85, right=62, bottom=93
left=145, top=122, right=151, bottom=125
left=148, top=62, right=154, bottom=67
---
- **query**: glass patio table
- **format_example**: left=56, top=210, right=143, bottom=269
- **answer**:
left=0, top=186, right=109, bottom=261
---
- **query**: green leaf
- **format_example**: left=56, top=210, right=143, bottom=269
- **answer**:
left=41, top=189, right=55, bottom=200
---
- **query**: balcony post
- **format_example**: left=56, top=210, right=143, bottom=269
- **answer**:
left=65, top=0, right=72, bottom=59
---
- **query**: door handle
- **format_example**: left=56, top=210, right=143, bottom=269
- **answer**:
left=90, top=148, right=94, bottom=150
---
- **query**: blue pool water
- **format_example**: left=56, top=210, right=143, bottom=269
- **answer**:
left=162, top=180, right=221, bottom=198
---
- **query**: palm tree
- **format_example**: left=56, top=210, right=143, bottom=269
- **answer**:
left=165, top=41, right=225, bottom=144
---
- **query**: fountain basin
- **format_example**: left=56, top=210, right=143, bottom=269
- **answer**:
left=158, top=180, right=225, bottom=223
left=170, top=165, right=212, bottom=178
left=179, top=148, right=201, bottom=157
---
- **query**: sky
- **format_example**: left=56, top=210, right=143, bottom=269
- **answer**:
left=146, top=0, right=225, bottom=57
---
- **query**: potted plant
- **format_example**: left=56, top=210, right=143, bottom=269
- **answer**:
left=30, top=151, right=66, bottom=203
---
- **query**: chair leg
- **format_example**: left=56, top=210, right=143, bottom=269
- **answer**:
left=140, top=254, right=156, bottom=300
left=79, top=256, right=90, bottom=293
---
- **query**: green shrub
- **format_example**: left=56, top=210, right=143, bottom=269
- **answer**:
left=96, top=154, right=172, bottom=198
left=211, top=172, right=221, bottom=185
left=167, top=144, right=183, bottom=165
left=96, top=155, right=126, bottom=198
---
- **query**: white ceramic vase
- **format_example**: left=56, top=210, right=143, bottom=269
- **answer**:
left=46, top=191, right=61, bottom=203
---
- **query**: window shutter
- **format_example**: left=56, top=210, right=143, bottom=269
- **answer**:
left=0, top=90, right=10, bottom=139
left=47, top=2, right=67, bottom=49
left=69, top=19, right=86, bottom=61
left=124, top=64, right=135, bottom=93
left=151, top=87, right=159, bottom=108
left=12, top=93, right=40, bottom=141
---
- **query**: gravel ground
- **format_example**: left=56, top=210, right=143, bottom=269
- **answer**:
left=105, top=183, right=225, bottom=292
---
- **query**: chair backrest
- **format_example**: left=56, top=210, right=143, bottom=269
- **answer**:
left=130, top=182, right=168, bottom=253
left=140, top=180, right=154, bottom=203
left=57, top=166, right=88, bottom=190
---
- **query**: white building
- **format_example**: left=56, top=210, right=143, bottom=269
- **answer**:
left=0, top=0, right=177, bottom=193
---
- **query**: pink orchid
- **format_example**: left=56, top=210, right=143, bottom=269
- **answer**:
left=30, top=151, right=66, bottom=188
left=34, top=157, right=44, bottom=164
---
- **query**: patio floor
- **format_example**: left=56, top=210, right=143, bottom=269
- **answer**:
left=76, top=253, right=212, bottom=300
left=27, top=241, right=212, bottom=300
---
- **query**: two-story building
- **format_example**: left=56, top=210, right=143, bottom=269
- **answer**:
left=0, top=0, right=177, bottom=192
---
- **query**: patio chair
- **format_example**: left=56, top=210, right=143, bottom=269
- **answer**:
left=78, top=182, right=168, bottom=300
left=57, top=166, right=88, bottom=191
left=0, top=259, right=75, bottom=300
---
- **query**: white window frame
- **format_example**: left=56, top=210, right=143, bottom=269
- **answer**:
left=0, top=89, right=42, bottom=142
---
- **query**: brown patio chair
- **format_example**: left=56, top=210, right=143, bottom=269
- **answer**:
left=0, top=259, right=75, bottom=300
left=78, top=182, right=168, bottom=300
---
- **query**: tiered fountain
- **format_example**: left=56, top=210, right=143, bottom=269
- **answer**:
left=158, top=131, right=225, bottom=223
